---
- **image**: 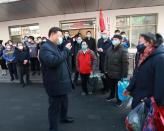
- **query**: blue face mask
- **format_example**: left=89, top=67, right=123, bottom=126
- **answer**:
left=77, top=39, right=82, bottom=44
left=136, top=43, right=146, bottom=53
left=57, top=37, right=63, bottom=45
left=112, top=40, right=120, bottom=46
left=81, top=45, right=88, bottom=51
left=102, top=34, right=108, bottom=40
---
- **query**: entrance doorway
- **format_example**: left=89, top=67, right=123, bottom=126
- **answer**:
left=60, top=18, right=96, bottom=39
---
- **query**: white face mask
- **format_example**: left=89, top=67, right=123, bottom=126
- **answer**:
left=64, top=34, right=69, bottom=38
left=77, top=38, right=82, bottom=44
left=18, top=46, right=23, bottom=50
left=6, top=46, right=11, bottom=50
left=28, top=39, right=31, bottom=43
left=87, top=34, right=91, bottom=38
left=112, top=40, right=120, bottom=47
left=57, top=37, right=63, bottom=45
left=43, top=39, right=46, bottom=42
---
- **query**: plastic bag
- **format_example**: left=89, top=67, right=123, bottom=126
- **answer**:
left=125, top=102, right=147, bottom=131
left=143, top=102, right=157, bottom=131
left=118, top=79, right=130, bottom=101
left=144, top=97, right=164, bottom=131
left=89, top=73, right=102, bottom=92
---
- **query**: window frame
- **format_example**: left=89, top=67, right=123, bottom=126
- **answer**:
left=116, top=13, right=158, bottom=48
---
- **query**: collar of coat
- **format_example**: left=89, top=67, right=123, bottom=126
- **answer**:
left=46, top=39, right=58, bottom=48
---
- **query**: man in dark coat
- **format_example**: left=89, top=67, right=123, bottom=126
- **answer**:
left=39, top=27, right=74, bottom=131
left=60, top=30, right=73, bottom=72
left=104, top=35, right=129, bottom=106
left=72, top=36, right=83, bottom=85
left=84, top=31, right=96, bottom=54
left=97, top=30, right=112, bottom=93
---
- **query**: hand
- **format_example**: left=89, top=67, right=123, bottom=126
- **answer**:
left=99, top=48, right=103, bottom=52
left=23, top=60, right=28, bottom=65
left=123, top=90, right=130, bottom=96
left=97, top=48, right=103, bottom=52
left=65, top=43, right=72, bottom=50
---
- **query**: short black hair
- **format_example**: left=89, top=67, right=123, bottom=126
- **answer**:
left=28, top=36, right=34, bottom=41
left=113, top=35, right=123, bottom=40
left=5, top=42, right=10, bottom=46
left=140, top=33, right=156, bottom=45
left=48, top=27, right=62, bottom=37
left=37, top=37, right=42, bottom=39
left=115, top=30, right=120, bottom=33
left=120, top=31, right=126, bottom=35
left=155, top=33, right=163, bottom=47
left=63, top=30, right=69, bottom=33
left=86, top=31, right=91, bottom=34
left=0, top=40, right=3, bottom=44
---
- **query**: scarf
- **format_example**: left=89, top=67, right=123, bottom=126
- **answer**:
left=138, top=45, right=155, bottom=66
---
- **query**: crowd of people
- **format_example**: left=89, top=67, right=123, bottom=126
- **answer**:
left=39, top=27, right=164, bottom=131
left=0, top=36, right=47, bottom=86
left=0, top=26, right=164, bottom=131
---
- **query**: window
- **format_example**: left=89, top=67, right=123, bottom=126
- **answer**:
left=9, top=23, right=40, bottom=42
left=116, top=14, right=157, bottom=48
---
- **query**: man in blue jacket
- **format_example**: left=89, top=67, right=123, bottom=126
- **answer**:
left=39, top=27, right=74, bottom=131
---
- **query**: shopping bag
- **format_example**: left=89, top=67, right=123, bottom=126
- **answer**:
left=125, top=102, right=147, bottom=131
left=118, top=79, right=130, bottom=101
left=142, top=100, right=157, bottom=131
left=151, top=97, right=164, bottom=131
left=88, top=73, right=99, bottom=92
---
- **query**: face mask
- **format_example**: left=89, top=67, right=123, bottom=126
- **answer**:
left=43, top=39, right=46, bottom=42
left=13, top=44, right=17, bottom=47
left=28, top=39, right=31, bottom=43
left=77, top=39, right=82, bottom=44
left=57, top=37, right=63, bottom=45
left=136, top=43, right=146, bottom=53
left=9, top=42, right=13, bottom=45
left=82, top=45, right=88, bottom=51
left=112, top=40, right=120, bottom=47
left=18, top=46, right=23, bottom=50
left=24, top=37, right=28, bottom=42
left=102, top=34, right=108, bottom=40
left=6, top=46, right=11, bottom=50
left=87, top=34, right=91, bottom=38
left=122, top=35, right=127, bottom=38
left=64, top=34, right=69, bottom=38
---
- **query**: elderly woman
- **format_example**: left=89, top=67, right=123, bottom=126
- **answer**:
left=124, top=33, right=164, bottom=109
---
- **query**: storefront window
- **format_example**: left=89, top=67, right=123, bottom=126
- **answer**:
left=9, top=23, right=40, bottom=42
left=116, top=14, right=157, bottom=48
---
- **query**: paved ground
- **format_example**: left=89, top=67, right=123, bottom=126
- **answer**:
left=0, top=82, right=129, bottom=131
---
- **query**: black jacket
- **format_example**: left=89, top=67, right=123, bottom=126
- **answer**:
left=97, top=38, right=112, bottom=73
left=59, top=37, right=73, bottom=72
left=15, top=47, right=30, bottom=66
left=127, top=45, right=164, bottom=108
left=84, top=37, right=96, bottom=53
left=39, top=40, right=72, bottom=96
left=104, top=45, right=129, bottom=79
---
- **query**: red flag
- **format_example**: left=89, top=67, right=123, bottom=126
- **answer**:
left=99, top=9, right=105, bottom=32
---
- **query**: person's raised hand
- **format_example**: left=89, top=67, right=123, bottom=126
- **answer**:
left=65, top=43, right=72, bottom=50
